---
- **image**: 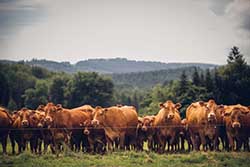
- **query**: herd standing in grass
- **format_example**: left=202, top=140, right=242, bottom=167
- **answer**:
left=0, top=99, right=250, bottom=155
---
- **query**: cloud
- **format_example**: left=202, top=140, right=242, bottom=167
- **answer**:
left=209, top=0, right=233, bottom=15
left=210, top=0, right=250, bottom=34
left=0, top=0, right=46, bottom=39
left=225, top=0, right=250, bottom=34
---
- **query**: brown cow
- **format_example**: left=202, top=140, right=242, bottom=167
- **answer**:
left=91, top=106, right=127, bottom=151
left=186, top=100, right=222, bottom=151
left=81, top=119, right=106, bottom=154
left=242, top=106, right=250, bottom=151
left=44, top=103, right=72, bottom=154
left=223, top=104, right=250, bottom=151
left=11, top=108, right=40, bottom=153
left=153, top=100, right=182, bottom=153
left=44, top=103, right=93, bottom=153
left=179, top=118, right=192, bottom=151
left=32, top=105, right=55, bottom=154
left=0, top=107, right=12, bottom=154
left=140, top=115, right=157, bottom=151
left=136, top=117, right=145, bottom=151
left=118, top=105, right=138, bottom=150
left=69, top=105, right=93, bottom=152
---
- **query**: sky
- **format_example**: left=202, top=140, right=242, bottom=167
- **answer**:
left=0, top=0, right=249, bottom=65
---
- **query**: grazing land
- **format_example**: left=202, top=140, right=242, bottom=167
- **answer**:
left=1, top=150, right=250, bottom=167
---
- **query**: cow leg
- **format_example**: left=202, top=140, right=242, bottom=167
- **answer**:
left=190, top=133, right=198, bottom=151
left=106, top=137, right=113, bottom=151
left=30, top=140, right=34, bottom=153
left=157, top=135, right=166, bottom=154
left=236, top=138, right=242, bottom=151
left=227, top=134, right=234, bottom=151
left=200, top=134, right=207, bottom=151
left=1, top=137, right=7, bottom=154
left=10, top=133, right=16, bottom=155
left=148, top=136, right=153, bottom=151
left=119, top=132, right=126, bottom=150
left=180, top=135, right=185, bottom=151
left=11, top=139, right=16, bottom=155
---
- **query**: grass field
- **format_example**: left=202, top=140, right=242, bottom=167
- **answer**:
left=1, top=143, right=250, bottom=167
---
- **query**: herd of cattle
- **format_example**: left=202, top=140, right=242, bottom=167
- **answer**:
left=0, top=99, right=250, bottom=155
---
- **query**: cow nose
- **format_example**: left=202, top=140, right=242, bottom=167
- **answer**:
left=45, top=116, right=52, bottom=123
left=91, top=119, right=99, bottom=126
left=168, top=114, right=174, bottom=119
left=84, top=129, right=90, bottom=135
left=37, top=123, right=43, bottom=128
left=232, top=122, right=241, bottom=128
left=22, top=120, right=29, bottom=127
left=208, top=113, right=215, bottom=119
left=142, top=125, right=147, bottom=131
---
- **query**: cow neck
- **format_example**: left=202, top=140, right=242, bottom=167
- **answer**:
left=3, top=110, right=13, bottom=124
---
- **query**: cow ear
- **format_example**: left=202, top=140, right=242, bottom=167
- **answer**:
left=224, top=110, right=232, bottom=117
left=218, top=105, right=224, bottom=109
left=37, top=105, right=45, bottom=111
left=116, top=104, right=123, bottom=107
left=56, top=104, right=62, bottom=108
left=198, top=101, right=206, bottom=106
left=95, top=106, right=102, bottom=110
left=31, top=110, right=36, bottom=114
left=175, top=103, right=182, bottom=109
left=159, top=103, right=165, bottom=108
left=21, top=107, right=28, bottom=111
left=138, top=118, right=143, bottom=124
left=150, top=116, right=155, bottom=122
left=241, top=109, right=249, bottom=115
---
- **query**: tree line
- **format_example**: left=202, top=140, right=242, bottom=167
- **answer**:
left=0, top=46, right=250, bottom=117
left=134, top=46, right=250, bottom=116
left=0, top=63, right=114, bottom=110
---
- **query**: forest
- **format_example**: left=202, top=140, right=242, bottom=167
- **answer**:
left=0, top=46, right=250, bottom=117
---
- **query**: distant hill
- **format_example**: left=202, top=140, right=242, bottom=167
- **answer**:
left=0, top=58, right=217, bottom=74
left=110, top=66, right=200, bottom=88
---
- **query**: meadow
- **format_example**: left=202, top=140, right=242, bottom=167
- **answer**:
left=1, top=142, right=250, bottom=167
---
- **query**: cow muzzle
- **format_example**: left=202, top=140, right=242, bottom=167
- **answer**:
left=232, top=122, right=241, bottom=128
left=142, top=125, right=148, bottom=131
left=37, top=123, right=43, bottom=128
left=45, top=116, right=52, bottom=124
left=208, top=113, right=216, bottom=122
left=167, top=114, right=174, bottom=120
left=84, top=129, right=90, bottom=135
left=91, top=119, right=99, bottom=126
left=21, top=120, right=29, bottom=127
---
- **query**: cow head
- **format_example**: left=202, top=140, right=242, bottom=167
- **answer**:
left=159, top=100, right=181, bottom=121
left=91, top=106, right=106, bottom=127
left=28, top=111, right=41, bottom=128
left=205, top=100, right=218, bottom=122
left=44, top=103, right=62, bottom=126
left=141, top=116, right=155, bottom=132
left=224, top=105, right=249, bottom=129
left=82, top=119, right=92, bottom=135
left=137, top=117, right=143, bottom=129
left=18, top=108, right=31, bottom=128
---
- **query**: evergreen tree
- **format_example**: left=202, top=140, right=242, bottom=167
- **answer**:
left=178, top=71, right=189, bottom=95
left=218, top=46, right=250, bottom=105
left=205, top=69, right=213, bottom=92
left=192, top=67, right=200, bottom=86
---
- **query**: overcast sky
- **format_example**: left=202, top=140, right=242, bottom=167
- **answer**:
left=0, top=0, right=249, bottom=64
